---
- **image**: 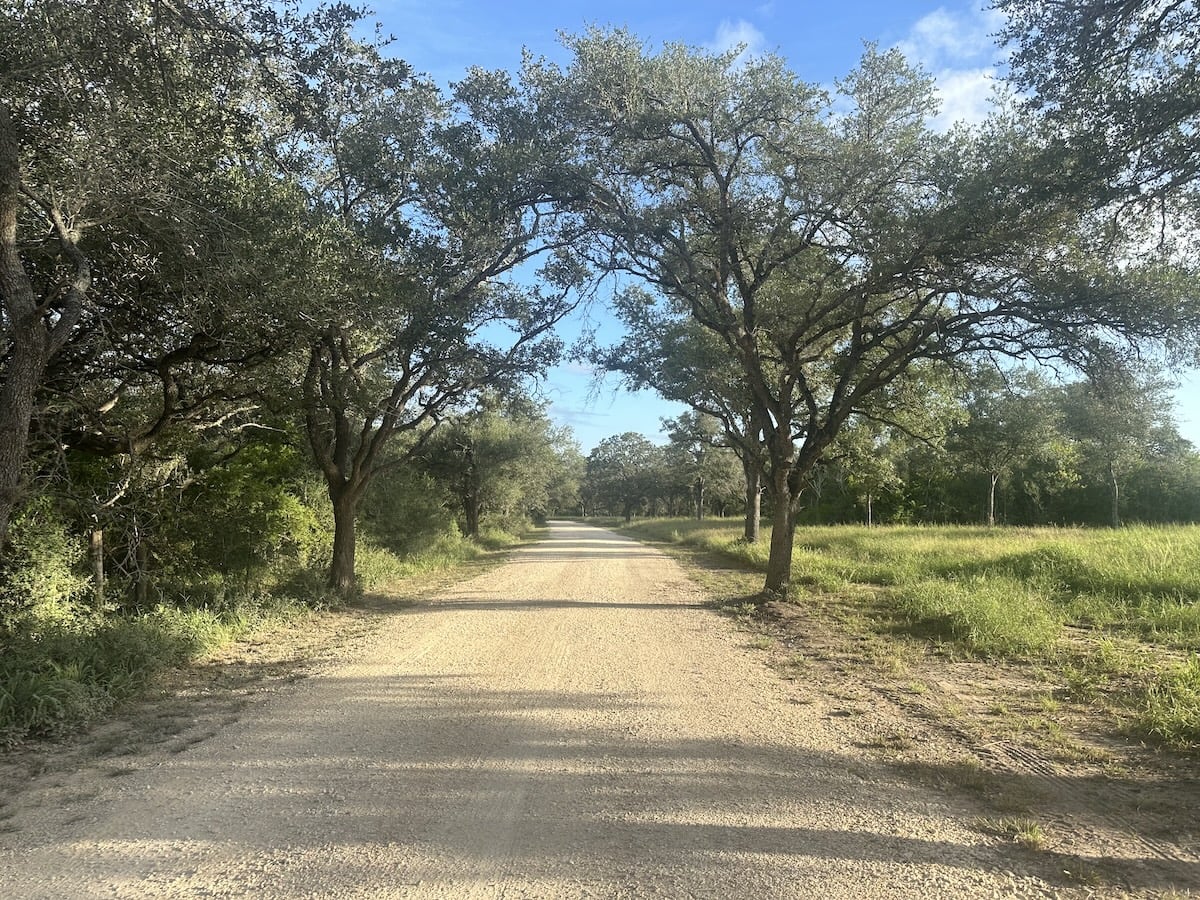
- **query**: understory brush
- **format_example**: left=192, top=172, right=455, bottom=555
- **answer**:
left=0, top=499, right=522, bottom=746
left=619, top=517, right=1200, bottom=748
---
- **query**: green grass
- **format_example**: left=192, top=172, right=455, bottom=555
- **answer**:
left=0, top=526, right=525, bottom=746
left=0, top=597, right=309, bottom=745
left=619, top=517, right=1200, bottom=748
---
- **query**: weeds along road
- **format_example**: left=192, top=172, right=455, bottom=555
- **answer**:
left=1, top=520, right=1065, bottom=898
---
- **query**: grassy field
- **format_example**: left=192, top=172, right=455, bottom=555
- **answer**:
left=616, top=518, right=1200, bottom=749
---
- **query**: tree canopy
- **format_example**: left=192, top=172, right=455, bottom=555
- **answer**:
left=550, top=28, right=1200, bottom=593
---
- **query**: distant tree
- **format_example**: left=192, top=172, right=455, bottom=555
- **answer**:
left=1059, top=363, right=1179, bottom=527
left=585, top=433, right=663, bottom=522
left=948, top=367, right=1064, bottom=526
left=420, top=397, right=564, bottom=537
left=662, top=412, right=742, bottom=520
left=545, top=437, right=586, bottom=517
left=595, top=296, right=766, bottom=539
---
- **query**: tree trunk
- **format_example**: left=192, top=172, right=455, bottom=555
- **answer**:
left=0, top=107, right=44, bottom=549
left=763, top=477, right=796, bottom=595
left=742, top=457, right=761, bottom=543
left=866, top=492, right=873, bottom=527
left=90, top=527, right=105, bottom=605
left=986, top=471, right=999, bottom=527
left=329, top=486, right=359, bottom=595
left=464, top=487, right=481, bottom=538
left=0, top=105, right=88, bottom=550
left=1108, top=459, right=1121, bottom=528
left=133, top=538, right=151, bottom=608
left=694, top=477, right=704, bottom=520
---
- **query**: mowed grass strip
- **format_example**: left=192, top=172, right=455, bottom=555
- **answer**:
left=618, top=518, right=1200, bottom=748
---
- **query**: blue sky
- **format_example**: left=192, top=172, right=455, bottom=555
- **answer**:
left=369, top=0, right=1200, bottom=452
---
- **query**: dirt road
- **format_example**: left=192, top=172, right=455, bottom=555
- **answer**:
left=0, top=521, right=1085, bottom=897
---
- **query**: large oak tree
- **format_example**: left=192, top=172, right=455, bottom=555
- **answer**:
left=555, top=30, right=1200, bottom=594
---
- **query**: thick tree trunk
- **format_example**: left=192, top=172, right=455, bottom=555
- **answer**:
left=0, top=335, right=44, bottom=549
left=0, top=104, right=88, bottom=549
left=763, top=478, right=796, bottom=595
left=986, top=471, right=999, bottom=527
left=329, top=487, right=359, bottom=595
left=742, top=457, right=761, bottom=543
left=0, top=107, right=45, bottom=549
left=90, top=528, right=105, bottom=605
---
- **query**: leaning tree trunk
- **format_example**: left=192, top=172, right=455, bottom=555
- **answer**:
left=742, top=457, right=761, bottom=543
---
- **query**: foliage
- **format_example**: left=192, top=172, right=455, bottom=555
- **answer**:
left=418, top=397, right=569, bottom=536
left=558, top=28, right=1200, bottom=594
left=998, top=0, right=1200, bottom=214
left=583, top=433, right=665, bottom=521
left=0, top=497, right=90, bottom=627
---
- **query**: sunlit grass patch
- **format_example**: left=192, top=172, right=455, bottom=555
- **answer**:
left=1134, top=656, right=1200, bottom=748
left=892, top=576, right=1062, bottom=658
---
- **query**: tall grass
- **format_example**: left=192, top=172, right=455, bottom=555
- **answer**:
left=619, top=518, right=1200, bottom=747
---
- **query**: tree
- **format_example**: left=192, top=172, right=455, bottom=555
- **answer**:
left=595, top=298, right=766, bottom=540
left=556, top=30, right=1200, bottom=594
left=663, top=412, right=745, bottom=519
left=420, top=397, right=564, bottom=538
left=947, top=367, right=1063, bottom=526
left=1060, top=362, right=1179, bottom=527
left=285, top=36, right=588, bottom=593
left=0, top=0, right=279, bottom=547
left=585, top=433, right=663, bottom=522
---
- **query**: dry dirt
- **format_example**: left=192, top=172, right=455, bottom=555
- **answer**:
left=0, top=520, right=1196, bottom=898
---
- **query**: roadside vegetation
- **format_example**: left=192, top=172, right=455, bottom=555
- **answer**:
left=0, top=478, right=538, bottom=746
left=617, top=518, right=1200, bottom=750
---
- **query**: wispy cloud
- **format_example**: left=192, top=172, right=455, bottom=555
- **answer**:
left=896, top=4, right=1008, bottom=130
left=707, top=19, right=766, bottom=61
left=898, top=6, right=1003, bottom=66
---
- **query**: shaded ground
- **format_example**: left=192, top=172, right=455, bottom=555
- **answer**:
left=0, top=521, right=1194, bottom=897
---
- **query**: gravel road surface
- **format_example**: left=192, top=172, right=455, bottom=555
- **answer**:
left=0, top=520, right=1060, bottom=898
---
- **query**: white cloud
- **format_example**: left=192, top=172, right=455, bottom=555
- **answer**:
left=929, top=67, right=998, bottom=130
left=899, top=5, right=1004, bottom=68
left=896, top=5, right=1009, bottom=131
left=708, top=19, right=766, bottom=59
